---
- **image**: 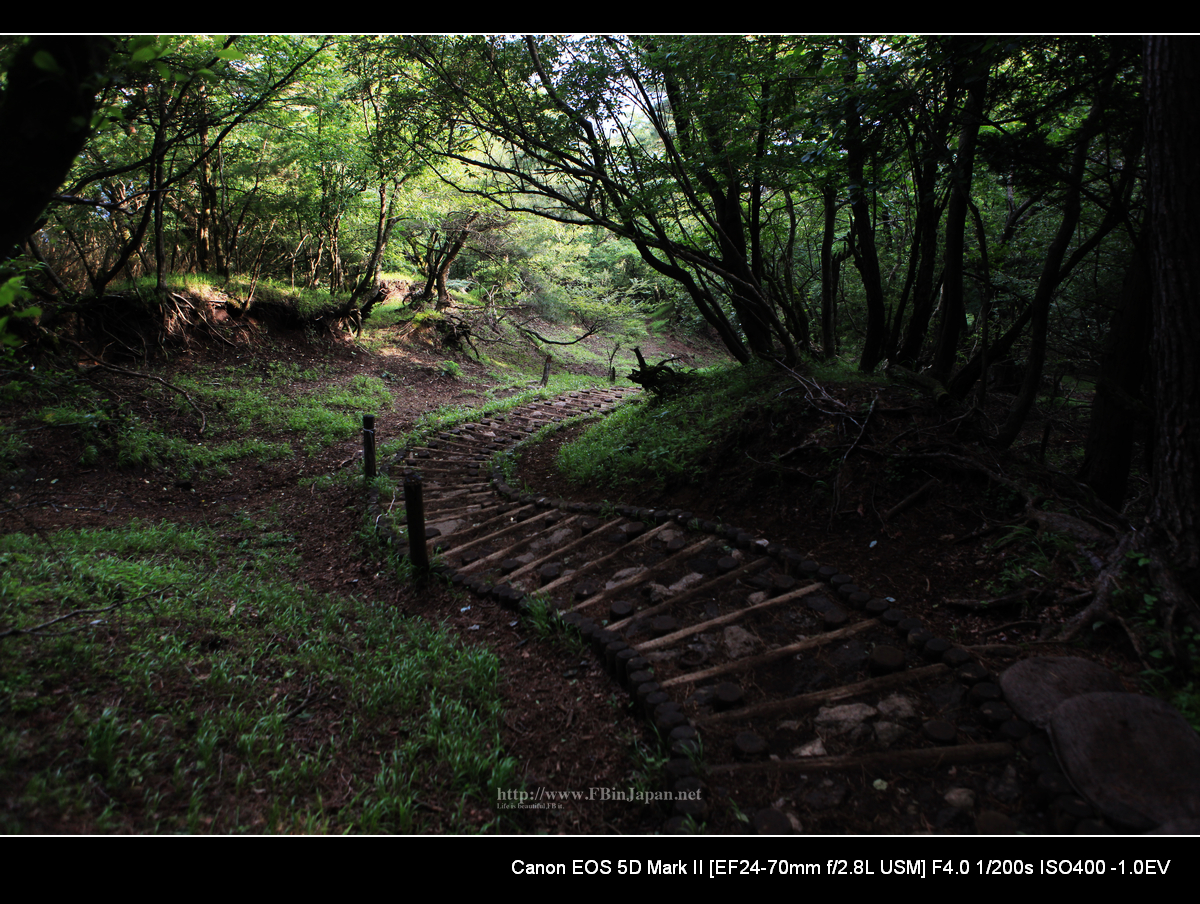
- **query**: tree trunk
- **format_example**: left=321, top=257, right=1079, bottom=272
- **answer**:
left=843, top=38, right=888, bottom=372
left=819, top=184, right=839, bottom=359
left=890, top=154, right=939, bottom=364
left=991, top=100, right=1101, bottom=448
left=1144, top=36, right=1200, bottom=593
left=1077, top=241, right=1151, bottom=510
left=929, top=65, right=988, bottom=382
left=434, top=214, right=477, bottom=308
left=353, top=179, right=399, bottom=303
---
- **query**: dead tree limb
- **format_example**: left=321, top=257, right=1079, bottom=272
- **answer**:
left=883, top=477, right=940, bottom=522
left=65, top=338, right=207, bottom=434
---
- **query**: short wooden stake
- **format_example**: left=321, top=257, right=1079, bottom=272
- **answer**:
left=403, top=470, right=429, bottom=575
left=362, top=414, right=376, bottom=478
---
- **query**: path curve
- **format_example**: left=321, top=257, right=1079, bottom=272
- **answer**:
left=370, top=386, right=1200, bottom=835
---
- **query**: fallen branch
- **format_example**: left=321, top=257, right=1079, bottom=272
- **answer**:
left=883, top=477, right=940, bottom=522
left=0, top=589, right=165, bottom=641
left=628, top=346, right=695, bottom=396
left=773, top=357, right=848, bottom=417
left=282, top=683, right=328, bottom=723
left=708, top=741, right=1012, bottom=776
left=66, top=338, right=207, bottom=435
left=945, top=587, right=1036, bottom=611
left=884, top=364, right=951, bottom=406
left=982, top=620, right=1045, bottom=637
left=842, top=392, right=877, bottom=463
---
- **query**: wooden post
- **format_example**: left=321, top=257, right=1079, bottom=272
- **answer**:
left=403, top=470, right=429, bottom=575
left=362, top=414, right=376, bottom=478
left=541, top=354, right=552, bottom=387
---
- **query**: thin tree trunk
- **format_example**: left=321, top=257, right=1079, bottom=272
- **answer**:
left=843, top=38, right=888, bottom=372
left=820, top=184, right=839, bottom=359
left=930, top=66, right=988, bottom=382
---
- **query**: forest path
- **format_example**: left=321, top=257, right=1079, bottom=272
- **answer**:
left=372, top=386, right=1200, bottom=835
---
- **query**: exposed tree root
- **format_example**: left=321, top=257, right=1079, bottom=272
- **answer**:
left=63, top=337, right=208, bottom=435
left=1049, top=530, right=1139, bottom=641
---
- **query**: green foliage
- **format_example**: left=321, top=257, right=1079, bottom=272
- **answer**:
left=625, top=733, right=669, bottom=804
left=0, top=273, right=40, bottom=358
left=8, top=33, right=1147, bottom=393
left=0, top=517, right=515, bottom=832
left=1, top=356, right=392, bottom=478
left=557, top=362, right=783, bottom=492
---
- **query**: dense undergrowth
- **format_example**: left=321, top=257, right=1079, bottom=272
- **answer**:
left=557, top=359, right=864, bottom=493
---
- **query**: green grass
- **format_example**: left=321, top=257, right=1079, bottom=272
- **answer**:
left=557, top=361, right=785, bottom=492
left=1, top=361, right=394, bottom=478
left=0, top=517, right=516, bottom=833
left=103, top=273, right=351, bottom=321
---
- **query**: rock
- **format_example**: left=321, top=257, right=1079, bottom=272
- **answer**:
left=650, top=615, right=680, bottom=637
left=803, top=780, right=847, bottom=809
left=1049, top=691, right=1200, bottom=830
left=734, top=731, right=768, bottom=758
left=986, top=763, right=1023, bottom=803
left=723, top=625, right=761, bottom=658
left=877, top=693, right=918, bottom=721
left=753, top=807, right=792, bottom=834
left=1000, top=656, right=1125, bottom=729
left=607, top=567, right=648, bottom=590
left=610, top=565, right=646, bottom=584
left=944, top=787, right=976, bottom=809
left=815, top=703, right=878, bottom=736
left=922, top=719, right=957, bottom=744
left=1149, top=818, right=1200, bottom=834
left=869, top=645, right=906, bottom=675
left=644, top=650, right=679, bottom=663
left=792, top=738, right=827, bottom=757
left=975, top=810, right=1017, bottom=834
left=874, top=721, right=908, bottom=747
left=668, top=572, right=705, bottom=594
left=548, top=527, right=575, bottom=546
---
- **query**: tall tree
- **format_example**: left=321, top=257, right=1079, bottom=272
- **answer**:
left=1144, top=36, right=1200, bottom=596
left=841, top=37, right=889, bottom=372
left=928, top=40, right=991, bottom=381
left=403, top=34, right=833, bottom=365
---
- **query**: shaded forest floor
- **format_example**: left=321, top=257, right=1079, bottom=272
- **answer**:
left=0, top=294, right=1170, bottom=834
left=0, top=297, right=728, bottom=834
left=521, top=371, right=1151, bottom=666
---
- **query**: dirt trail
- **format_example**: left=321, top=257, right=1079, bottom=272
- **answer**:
left=378, top=387, right=1200, bottom=834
